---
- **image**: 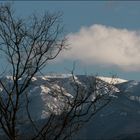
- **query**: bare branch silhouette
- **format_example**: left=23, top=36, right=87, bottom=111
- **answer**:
left=0, top=3, right=114, bottom=140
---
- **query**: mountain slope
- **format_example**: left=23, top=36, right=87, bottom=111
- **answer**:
left=0, top=75, right=138, bottom=140
left=75, top=80, right=140, bottom=140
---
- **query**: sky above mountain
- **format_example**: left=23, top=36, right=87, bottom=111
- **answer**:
left=2, top=1, right=140, bottom=80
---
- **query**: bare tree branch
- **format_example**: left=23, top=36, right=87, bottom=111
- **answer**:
left=0, top=3, right=114, bottom=140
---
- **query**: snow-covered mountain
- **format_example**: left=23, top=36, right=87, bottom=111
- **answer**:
left=18, top=75, right=120, bottom=120
left=0, top=75, right=140, bottom=140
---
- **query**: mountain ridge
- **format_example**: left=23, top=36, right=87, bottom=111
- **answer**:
left=0, top=75, right=140, bottom=139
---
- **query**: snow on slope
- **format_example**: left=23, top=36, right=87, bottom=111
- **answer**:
left=26, top=75, right=122, bottom=120
left=97, top=76, right=127, bottom=84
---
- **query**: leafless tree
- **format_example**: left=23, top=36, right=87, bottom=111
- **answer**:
left=0, top=3, right=114, bottom=140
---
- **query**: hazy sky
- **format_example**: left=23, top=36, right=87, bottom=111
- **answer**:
left=3, top=1, right=140, bottom=80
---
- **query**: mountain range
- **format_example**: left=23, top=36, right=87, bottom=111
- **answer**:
left=0, top=74, right=140, bottom=140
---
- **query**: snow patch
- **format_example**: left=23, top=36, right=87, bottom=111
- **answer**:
left=40, top=85, right=51, bottom=94
left=97, top=76, right=127, bottom=84
left=31, top=77, right=37, bottom=81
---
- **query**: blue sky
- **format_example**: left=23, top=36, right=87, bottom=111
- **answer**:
left=3, top=1, right=140, bottom=80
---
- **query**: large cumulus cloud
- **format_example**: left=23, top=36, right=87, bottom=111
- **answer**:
left=59, top=24, right=140, bottom=71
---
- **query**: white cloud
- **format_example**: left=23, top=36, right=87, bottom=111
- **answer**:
left=59, top=24, right=140, bottom=71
